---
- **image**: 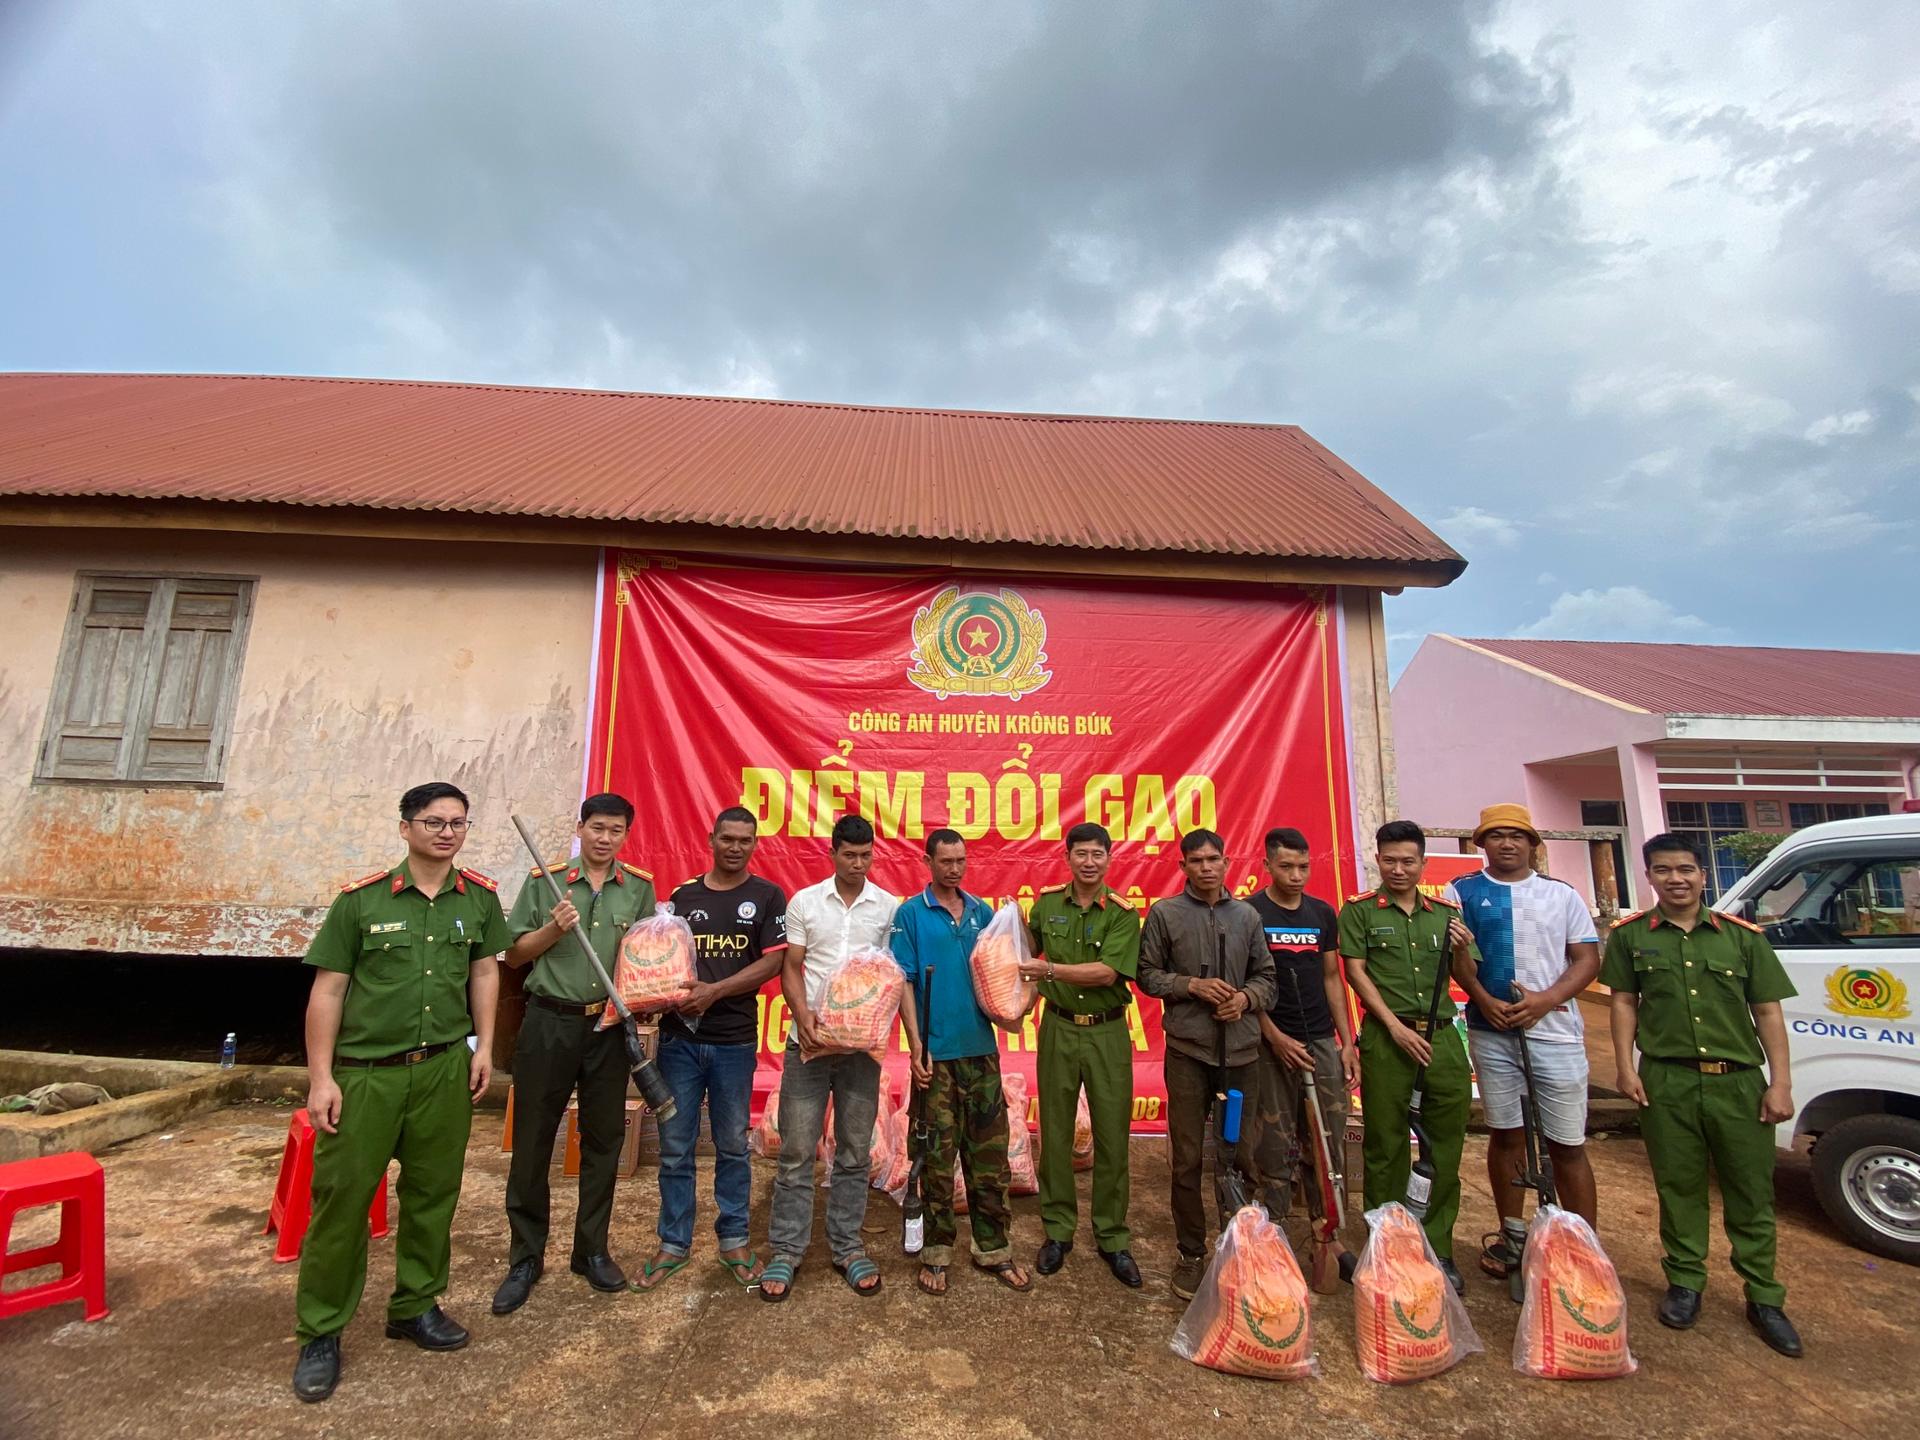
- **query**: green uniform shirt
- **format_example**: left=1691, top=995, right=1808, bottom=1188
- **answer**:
left=1028, top=884, right=1140, bottom=1014
left=506, top=860, right=658, bottom=1002
left=305, top=862, right=513, bottom=1060
left=1336, top=890, right=1467, bottom=1022
left=1599, top=907, right=1795, bottom=1065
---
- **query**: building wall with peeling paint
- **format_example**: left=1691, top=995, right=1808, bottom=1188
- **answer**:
left=0, top=528, right=597, bottom=958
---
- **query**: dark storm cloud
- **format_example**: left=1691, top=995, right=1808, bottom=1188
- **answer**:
left=219, top=0, right=1567, bottom=402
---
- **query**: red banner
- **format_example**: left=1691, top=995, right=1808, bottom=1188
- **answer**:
left=587, top=554, right=1359, bottom=1133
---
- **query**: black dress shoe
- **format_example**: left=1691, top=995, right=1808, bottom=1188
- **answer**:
left=1036, top=1238, right=1073, bottom=1275
left=1437, top=1258, right=1465, bottom=1296
left=1658, top=1284, right=1702, bottom=1330
left=1102, top=1248, right=1143, bottom=1289
left=384, top=1305, right=469, bottom=1351
left=1747, top=1302, right=1804, bottom=1358
left=292, top=1335, right=340, bottom=1403
left=571, top=1253, right=627, bottom=1293
left=492, top=1259, right=543, bottom=1315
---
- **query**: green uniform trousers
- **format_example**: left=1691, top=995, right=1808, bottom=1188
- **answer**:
left=1358, top=1016, right=1470, bottom=1259
left=295, top=1044, right=473, bottom=1341
left=1035, top=1012, right=1133, bottom=1251
left=506, top=1003, right=629, bottom=1268
left=1639, top=1058, right=1784, bottom=1306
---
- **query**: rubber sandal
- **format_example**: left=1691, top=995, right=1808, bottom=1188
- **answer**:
left=971, top=1258, right=1033, bottom=1293
left=718, top=1252, right=764, bottom=1288
left=915, top=1264, right=948, bottom=1297
left=834, top=1255, right=882, bottom=1296
left=1479, top=1231, right=1519, bottom=1278
left=758, top=1258, right=795, bottom=1303
left=630, top=1255, right=688, bottom=1291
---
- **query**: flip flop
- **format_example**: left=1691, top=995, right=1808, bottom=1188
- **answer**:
left=833, top=1255, right=882, bottom=1296
left=915, top=1264, right=948, bottom=1297
left=630, top=1255, right=688, bottom=1291
left=758, top=1258, right=795, bottom=1303
left=718, top=1252, right=764, bottom=1288
left=971, top=1258, right=1033, bottom=1293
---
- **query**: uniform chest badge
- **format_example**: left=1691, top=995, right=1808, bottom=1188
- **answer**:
left=369, top=921, right=406, bottom=934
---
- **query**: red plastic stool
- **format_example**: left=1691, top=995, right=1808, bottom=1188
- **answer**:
left=0, top=1151, right=109, bottom=1323
left=262, top=1108, right=391, bottom=1264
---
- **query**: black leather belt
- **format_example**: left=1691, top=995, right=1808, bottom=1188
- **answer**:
left=1048, top=1005, right=1129, bottom=1028
left=1653, top=1056, right=1754, bottom=1074
left=530, top=994, right=604, bottom=1017
left=1391, top=1014, right=1440, bottom=1036
left=340, top=1040, right=457, bottom=1068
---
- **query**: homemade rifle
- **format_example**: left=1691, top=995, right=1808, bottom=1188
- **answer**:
left=1211, top=931, right=1251, bottom=1218
left=1506, top=981, right=1559, bottom=1303
left=1281, top=964, right=1349, bottom=1292
left=902, top=963, right=934, bottom=1255
left=1402, top=929, right=1454, bottom=1222
left=509, top=814, right=678, bottom=1122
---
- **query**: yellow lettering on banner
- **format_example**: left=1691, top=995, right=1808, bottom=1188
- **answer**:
left=1087, top=774, right=1125, bottom=833
left=740, top=767, right=786, bottom=835
left=814, top=769, right=855, bottom=833
left=765, top=993, right=788, bottom=1045
left=1131, top=1096, right=1163, bottom=1122
left=907, top=713, right=933, bottom=733
left=847, top=710, right=901, bottom=733
left=946, top=772, right=991, bottom=839
left=1039, top=773, right=1061, bottom=839
left=1125, top=1001, right=1149, bottom=1052
left=995, top=772, right=1037, bottom=840
left=1127, top=774, right=1174, bottom=843
left=1174, top=775, right=1217, bottom=834
left=859, top=770, right=925, bottom=839
left=786, top=770, right=816, bottom=839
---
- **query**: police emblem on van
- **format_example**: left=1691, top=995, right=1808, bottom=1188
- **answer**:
left=1824, top=966, right=1910, bottom=1021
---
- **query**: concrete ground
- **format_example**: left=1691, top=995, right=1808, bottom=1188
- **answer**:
left=1, top=1103, right=1913, bottom=1440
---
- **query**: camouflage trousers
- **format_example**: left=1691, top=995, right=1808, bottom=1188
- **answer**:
left=917, top=1054, right=1012, bottom=1266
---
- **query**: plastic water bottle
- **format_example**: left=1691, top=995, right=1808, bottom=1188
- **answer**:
left=220, top=1032, right=237, bottom=1069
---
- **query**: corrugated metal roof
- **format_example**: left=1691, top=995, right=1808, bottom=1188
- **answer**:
left=0, top=372, right=1462, bottom=573
left=1461, top=638, right=1920, bottom=719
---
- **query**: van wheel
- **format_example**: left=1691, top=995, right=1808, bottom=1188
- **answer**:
left=1812, top=1114, right=1920, bottom=1264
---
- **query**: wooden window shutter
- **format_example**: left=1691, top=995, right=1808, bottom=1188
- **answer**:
left=127, top=580, right=252, bottom=783
left=38, top=577, right=161, bottom=779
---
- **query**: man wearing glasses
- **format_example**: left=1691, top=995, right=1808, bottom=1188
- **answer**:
left=492, top=793, right=655, bottom=1313
left=293, top=782, right=511, bottom=1403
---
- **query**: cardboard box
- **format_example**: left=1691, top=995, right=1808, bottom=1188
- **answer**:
left=562, top=1098, right=654, bottom=1179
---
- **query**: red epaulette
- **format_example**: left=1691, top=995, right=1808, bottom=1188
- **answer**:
left=1345, top=889, right=1376, bottom=905
left=1107, top=889, right=1136, bottom=911
left=1039, top=882, right=1067, bottom=895
left=1429, top=892, right=1461, bottom=909
left=460, top=868, right=499, bottom=892
left=1611, top=908, right=1649, bottom=929
left=341, top=869, right=389, bottom=894
left=529, top=859, right=569, bottom=877
left=1723, top=912, right=1766, bottom=934
left=619, top=862, right=654, bottom=881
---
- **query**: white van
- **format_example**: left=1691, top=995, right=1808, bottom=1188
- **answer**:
left=1715, top=814, right=1920, bottom=1262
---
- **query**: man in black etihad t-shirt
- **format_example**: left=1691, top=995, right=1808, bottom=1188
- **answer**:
left=1247, top=827, right=1355, bottom=1267
left=634, top=807, right=787, bottom=1291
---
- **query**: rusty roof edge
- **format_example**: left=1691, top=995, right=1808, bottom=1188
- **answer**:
left=0, top=496, right=1467, bottom=589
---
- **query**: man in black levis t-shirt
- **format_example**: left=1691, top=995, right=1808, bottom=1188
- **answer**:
left=634, top=806, right=787, bottom=1292
left=1246, top=827, right=1355, bottom=1266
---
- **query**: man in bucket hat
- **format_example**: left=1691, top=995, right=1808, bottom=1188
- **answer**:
left=1445, top=803, right=1602, bottom=1282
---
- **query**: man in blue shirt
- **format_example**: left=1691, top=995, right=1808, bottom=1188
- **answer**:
left=891, top=829, right=1032, bottom=1297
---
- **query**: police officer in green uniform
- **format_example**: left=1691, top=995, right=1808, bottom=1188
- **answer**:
left=1020, top=822, right=1143, bottom=1289
left=491, top=792, right=655, bottom=1314
left=1603, top=831, right=1803, bottom=1357
left=292, top=782, right=511, bottom=1403
left=1339, top=820, right=1475, bottom=1293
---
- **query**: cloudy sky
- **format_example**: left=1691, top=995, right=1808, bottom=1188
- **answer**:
left=3, top=1, right=1915, bottom=671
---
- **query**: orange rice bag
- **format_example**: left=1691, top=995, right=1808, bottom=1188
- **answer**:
left=1354, top=1202, right=1482, bottom=1383
left=1513, top=1206, right=1636, bottom=1380
left=876, top=1103, right=913, bottom=1194
left=599, top=906, right=696, bottom=1025
left=1171, top=1205, right=1318, bottom=1380
left=807, top=947, right=906, bottom=1060
left=970, top=903, right=1037, bottom=1028
left=1072, top=1091, right=1095, bottom=1172
left=752, top=1079, right=783, bottom=1160
left=1003, top=1072, right=1039, bottom=1196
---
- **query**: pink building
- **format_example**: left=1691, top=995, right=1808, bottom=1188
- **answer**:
left=1393, top=637, right=1920, bottom=906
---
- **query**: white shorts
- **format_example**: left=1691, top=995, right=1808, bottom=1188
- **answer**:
left=1468, top=1027, right=1589, bottom=1146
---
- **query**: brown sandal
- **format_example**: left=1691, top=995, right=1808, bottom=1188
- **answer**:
left=915, top=1264, right=948, bottom=1296
left=972, top=1258, right=1033, bottom=1292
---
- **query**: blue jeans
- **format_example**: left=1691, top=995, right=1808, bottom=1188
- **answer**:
left=656, top=1034, right=757, bottom=1256
left=767, top=1045, right=881, bottom=1265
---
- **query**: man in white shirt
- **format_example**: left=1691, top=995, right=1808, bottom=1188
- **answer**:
left=759, top=815, right=898, bottom=1301
left=1447, top=803, right=1602, bottom=1282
